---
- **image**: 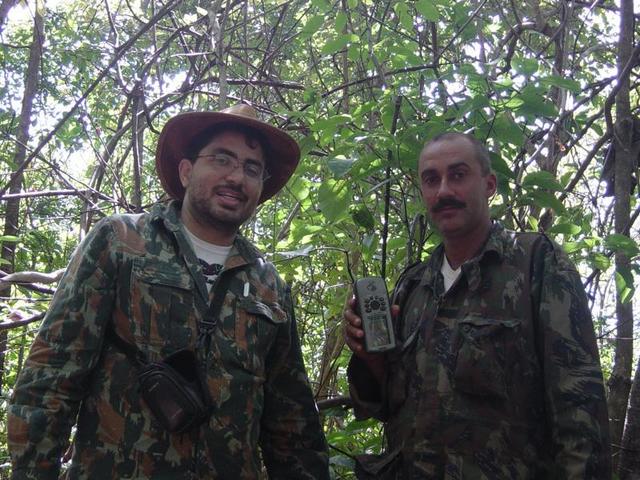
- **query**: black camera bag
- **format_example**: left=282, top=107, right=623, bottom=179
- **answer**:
left=138, top=349, right=210, bottom=433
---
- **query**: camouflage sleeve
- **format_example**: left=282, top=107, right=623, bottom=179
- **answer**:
left=347, top=356, right=386, bottom=421
left=347, top=263, right=420, bottom=422
left=7, top=218, right=118, bottom=480
left=533, top=238, right=612, bottom=479
left=259, top=283, right=330, bottom=480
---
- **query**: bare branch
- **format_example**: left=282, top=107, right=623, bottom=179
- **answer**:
left=0, top=269, right=65, bottom=286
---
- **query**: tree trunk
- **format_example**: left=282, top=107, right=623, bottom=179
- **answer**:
left=131, top=82, right=144, bottom=212
left=608, top=0, right=635, bottom=471
left=0, top=0, right=45, bottom=392
left=619, top=356, right=640, bottom=478
left=0, top=0, right=19, bottom=34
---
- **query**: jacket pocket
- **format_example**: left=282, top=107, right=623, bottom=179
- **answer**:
left=128, top=259, right=196, bottom=356
left=453, top=315, right=521, bottom=399
left=230, top=297, right=287, bottom=374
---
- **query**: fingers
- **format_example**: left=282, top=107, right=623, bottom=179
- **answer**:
left=344, top=297, right=365, bottom=353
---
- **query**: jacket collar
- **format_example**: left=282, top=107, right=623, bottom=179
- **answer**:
left=150, top=200, right=264, bottom=300
left=419, top=222, right=509, bottom=294
left=151, top=201, right=262, bottom=260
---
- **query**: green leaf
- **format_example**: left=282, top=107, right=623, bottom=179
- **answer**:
left=416, top=0, right=439, bottom=21
left=335, top=11, right=347, bottom=32
left=504, top=96, right=524, bottom=109
left=589, top=252, right=610, bottom=271
left=310, top=114, right=352, bottom=132
left=604, top=234, right=640, bottom=257
left=516, top=86, right=558, bottom=118
left=563, top=241, right=581, bottom=254
left=320, top=35, right=351, bottom=55
left=492, top=113, right=524, bottom=146
left=327, top=155, right=355, bottom=177
left=512, top=56, right=539, bottom=76
left=0, top=235, right=20, bottom=242
left=522, top=171, right=563, bottom=191
left=301, top=15, right=325, bottom=38
left=531, top=191, right=566, bottom=213
left=615, top=269, right=635, bottom=304
left=347, top=43, right=361, bottom=61
left=350, top=205, right=375, bottom=230
left=311, top=0, right=331, bottom=11
left=539, top=75, right=581, bottom=94
left=490, top=153, right=515, bottom=180
left=548, top=222, right=580, bottom=235
left=317, top=180, right=351, bottom=222
left=394, top=2, right=414, bottom=31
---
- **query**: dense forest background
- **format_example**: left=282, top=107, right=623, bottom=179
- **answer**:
left=0, top=0, right=639, bottom=477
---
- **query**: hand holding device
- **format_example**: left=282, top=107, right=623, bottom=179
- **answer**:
left=353, top=277, right=396, bottom=353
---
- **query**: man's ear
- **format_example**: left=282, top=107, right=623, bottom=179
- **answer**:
left=485, top=172, right=497, bottom=198
left=178, top=159, right=193, bottom=188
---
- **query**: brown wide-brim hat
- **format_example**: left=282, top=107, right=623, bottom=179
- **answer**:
left=155, top=103, right=300, bottom=203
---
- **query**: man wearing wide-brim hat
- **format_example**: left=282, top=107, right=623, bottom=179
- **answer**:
left=8, top=104, right=331, bottom=479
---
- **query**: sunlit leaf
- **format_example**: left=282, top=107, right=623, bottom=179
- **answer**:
left=522, top=171, right=563, bottom=191
left=335, top=12, right=347, bottom=32
left=320, top=35, right=352, bottom=55
left=317, top=180, right=351, bottom=222
left=301, top=15, right=325, bottom=39
left=539, top=75, right=581, bottom=93
left=492, top=113, right=524, bottom=146
left=0, top=235, right=20, bottom=242
left=416, top=0, right=439, bottom=21
left=531, top=191, right=566, bottom=213
left=548, top=222, right=580, bottom=235
left=615, top=269, right=635, bottom=304
left=327, top=156, right=355, bottom=177
left=589, top=252, right=610, bottom=271
left=605, top=234, right=640, bottom=257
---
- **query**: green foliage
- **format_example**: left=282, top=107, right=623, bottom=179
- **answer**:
left=0, top=0, right=638, bottom=475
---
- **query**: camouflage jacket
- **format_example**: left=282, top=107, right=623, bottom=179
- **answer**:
left=348, top=223, right=611, bottom=479
left=8, top=201, right=329, bottom=480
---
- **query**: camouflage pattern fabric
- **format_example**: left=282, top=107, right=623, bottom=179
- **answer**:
left=348, top=223, right=611, bottom=479
left=8, top=201, right=329, bottom=479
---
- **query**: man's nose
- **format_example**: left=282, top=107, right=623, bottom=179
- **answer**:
left=436, top=178, right=454, bottom=198
left=224, top=163, right=245, bottom=183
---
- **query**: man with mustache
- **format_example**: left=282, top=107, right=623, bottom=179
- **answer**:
left=344, top=132, right=611, bottom=479
left=8, top=104, right=330, bottom=479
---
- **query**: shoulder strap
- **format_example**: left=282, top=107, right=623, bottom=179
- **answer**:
left=105, top=327, right=148, bottom=367
left=515, top=231, right=547, bottom=365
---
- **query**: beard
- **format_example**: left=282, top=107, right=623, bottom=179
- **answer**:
left=185, top=184, right=256, bottom=236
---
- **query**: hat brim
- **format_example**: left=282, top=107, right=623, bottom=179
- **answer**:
left=155, top=111, right=300, bottom=203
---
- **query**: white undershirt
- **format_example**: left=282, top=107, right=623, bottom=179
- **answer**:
left=441, top=255, right=462, bottom=293
left=182, top=225, right=231, bottom=292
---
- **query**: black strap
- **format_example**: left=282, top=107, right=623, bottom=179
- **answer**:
left=105, top=327, right=148, bottom=367
left=106, top=264, right=237, bottom=368
left=198, top=267, right=234, bottom=346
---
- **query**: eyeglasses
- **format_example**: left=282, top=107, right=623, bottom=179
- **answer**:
left=194, top=153, right=270, bottom=183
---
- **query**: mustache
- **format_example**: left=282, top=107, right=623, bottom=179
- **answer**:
left=431, top=198, right=466, bottom=213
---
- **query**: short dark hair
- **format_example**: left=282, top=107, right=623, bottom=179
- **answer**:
left=185, top=124, right=270, bottom=163
left=421, top=132, right=491, bottom=175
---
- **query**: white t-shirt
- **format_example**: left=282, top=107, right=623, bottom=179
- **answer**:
left=441, top=255, right=462, bottom=293
left=182, top=225, right=231, bottom=292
